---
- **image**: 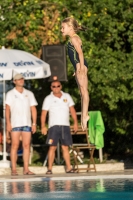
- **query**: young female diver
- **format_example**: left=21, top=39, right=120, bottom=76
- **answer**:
left=61, top=17, right=90, bottom=131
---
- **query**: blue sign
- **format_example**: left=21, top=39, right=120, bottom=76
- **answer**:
left=36, top=60, right=43, bottom=65
left=0, top=63, right=7, bottom=67
left=0, top=74, right=3, bottom=78
left=21, top=71, right=36, bottom=78
left=44, top=70, right=47, bottom=75
left=13, top=61, right=35, bottom=67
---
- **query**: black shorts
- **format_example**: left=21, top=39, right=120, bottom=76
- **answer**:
left=46, top=125, right=72, bottom=146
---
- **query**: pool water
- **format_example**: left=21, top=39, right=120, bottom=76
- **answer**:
left=0, top=178, right=133, bottom=200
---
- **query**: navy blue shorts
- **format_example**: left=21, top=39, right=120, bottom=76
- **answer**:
left=46, top=125, right=72, bottom=146
left=12, top=126, right=31, bottom=132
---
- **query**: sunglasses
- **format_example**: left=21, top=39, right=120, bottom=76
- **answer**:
left=52, top=85, right=61, bottom=88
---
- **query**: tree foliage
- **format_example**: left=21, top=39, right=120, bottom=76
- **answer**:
left=0, top=0, right=64, bottom=56
left=0, top=0, right=133, bottom=154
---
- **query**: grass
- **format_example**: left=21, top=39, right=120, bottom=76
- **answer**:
left=28, top=150, right=107, bottom=166
left=30, top=151, right=43, bottom=166
left=0, top=149, right=108, bottom=167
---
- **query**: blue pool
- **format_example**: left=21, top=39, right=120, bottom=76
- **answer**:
left=0, top=178, right=133, bottom=200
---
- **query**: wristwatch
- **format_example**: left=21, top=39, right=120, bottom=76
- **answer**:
left=32, top=123, right=37, bottom=126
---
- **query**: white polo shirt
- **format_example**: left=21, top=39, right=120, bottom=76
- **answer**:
left=42, top=91, right=75, bottom=128
left=5, top=88, right=38, bottom=128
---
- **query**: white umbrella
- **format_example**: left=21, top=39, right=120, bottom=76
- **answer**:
left=0, top=47, right=51, bottom=80
left=0, top=47, right=51, bottom=167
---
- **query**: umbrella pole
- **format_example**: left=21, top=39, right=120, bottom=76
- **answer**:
left=0, top=80, right=10, bottom=168
left=3, top=80, right=7, bottom=161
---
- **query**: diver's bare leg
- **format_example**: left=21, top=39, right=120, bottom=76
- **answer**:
left=75, top=64, right=90, bottom=130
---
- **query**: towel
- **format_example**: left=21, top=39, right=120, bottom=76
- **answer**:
left=88, top=111, right=105, bottom=149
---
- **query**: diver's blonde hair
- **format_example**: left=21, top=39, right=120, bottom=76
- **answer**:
left=62, top=17, right=86, bottom=32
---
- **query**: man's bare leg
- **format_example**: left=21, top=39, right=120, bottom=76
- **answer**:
left=47, top=146, right=57, bottom=172
left=22, top=131, right=32, bottom=174
left=10, top=131, right=21, bottom=174
left=62, top=145, right=72, bottom=171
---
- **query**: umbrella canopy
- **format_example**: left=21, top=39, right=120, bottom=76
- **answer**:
left=0, top=47, right=51, bottom=80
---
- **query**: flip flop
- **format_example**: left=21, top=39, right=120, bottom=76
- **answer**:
left=11, top=170, right=18, bottom=176
left=46, top=170, right=52, bottom=175
left=23, top=171, right=35, bottom=175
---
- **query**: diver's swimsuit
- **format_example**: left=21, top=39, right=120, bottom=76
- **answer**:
left=67, top=41, right=88, bottom=71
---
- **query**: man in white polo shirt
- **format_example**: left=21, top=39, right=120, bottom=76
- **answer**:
left=41, top=79, right=78, bottom=174
left=5, top=73, right=38, bottom=176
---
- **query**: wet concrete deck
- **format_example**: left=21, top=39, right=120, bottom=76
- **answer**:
left=1, top=170, right=133, bottom=182
left=0, top=163, right=133, bottom=182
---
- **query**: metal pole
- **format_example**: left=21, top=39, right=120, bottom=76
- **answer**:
left=3, top=80, right=7, bottom=161
left=0, top=80, right=10, bottom=167
left=99, top=148, right=103, bottom=163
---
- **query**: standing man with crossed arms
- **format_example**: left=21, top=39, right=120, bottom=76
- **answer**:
left=6, top=73, right=38, bottom=176
left=41, top=79, right=78, bottom=174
